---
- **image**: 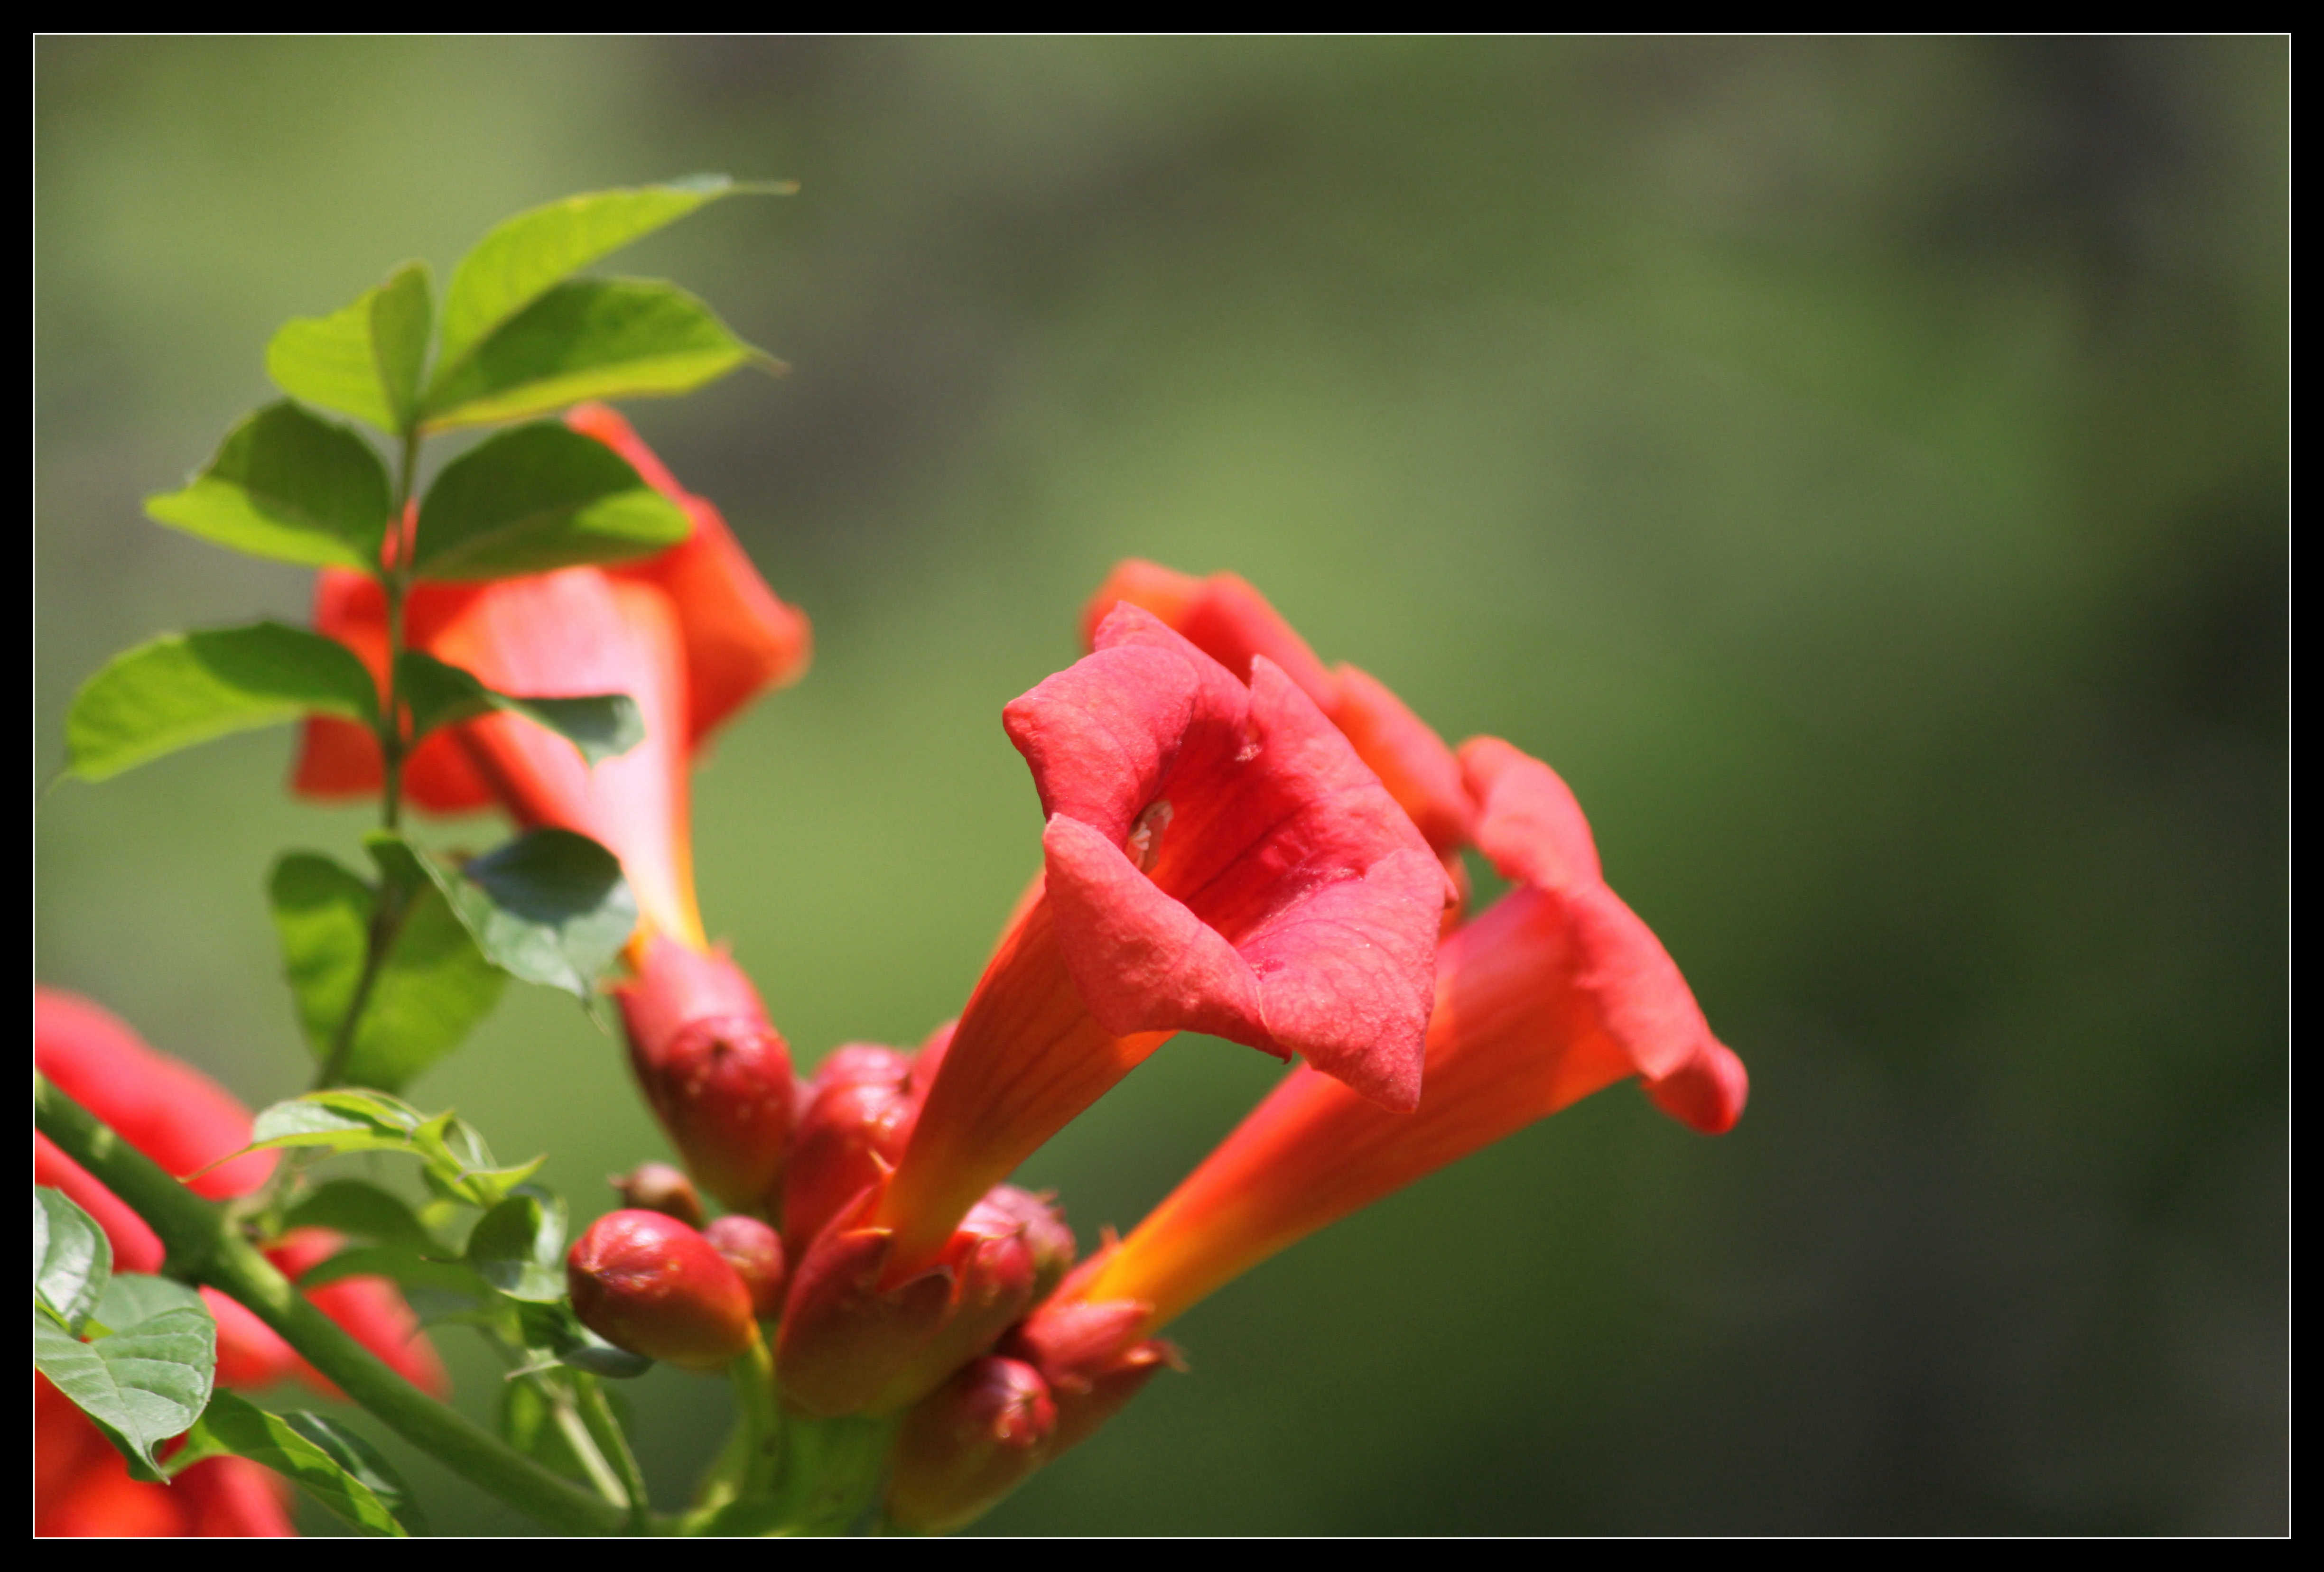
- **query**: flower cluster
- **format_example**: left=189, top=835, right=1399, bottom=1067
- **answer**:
left=37, top=406, right=1741, bottom=1536
left=282, top=407, right=1743, bottom=1532
left=34, top=989, right=448, bottom=1537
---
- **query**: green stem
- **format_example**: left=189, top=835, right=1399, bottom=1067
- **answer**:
left=730, top=1326, right=784, bottom=1498
left=315, top=880, right=409, bottom=1091
left=35, top=1074, right=634, bottom=1537
left=573, top=1373, right=652, bottom=1532
left=380, top=423, right=420, bottom=832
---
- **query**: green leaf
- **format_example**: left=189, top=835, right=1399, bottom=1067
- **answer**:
left=396, top=649, right=644, bottom=766
left=246, top=1088, right=427, bottom=1156
left=433, top=176, right=775, bottom=380
left=409, top=422, right=690, bottom=581
left=269, top=851, right=506, bottom=1093
left=371, top=829, right=636, bottom=999
left=144, top=401, right=392, bottom=569
left=173, top=1391, right=419, bottom=1536
left=513, top=1299, right=655, bottom=1379
left=65, top=621, right=379, bottom=783
left=421, top=277, right=774, bottom=431
left=34, top=1188, right=112, bottom=1336
left=266, top=261, right=434, bottom=434
left=280, top=1179, right=440, bottom=1254
left=33, top=1286, right=215, bottom=1479
left=466, top=1187, right=568, bottom=1303
left=90, top=1273, right=208, bottom=1332
left=232, top=1091, right=542, bottom=1210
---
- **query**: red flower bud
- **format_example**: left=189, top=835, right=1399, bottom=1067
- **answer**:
left=567, top=1211, right=755, bottom=1372
left=783, top=1044, right=917, bottom=1254
left=610, top=1161, right=707, bottom=1228
left=777, top=1186, right=1060, bottom=1418
left=886, top=1357, right=1059, bottom=1535
left=619, top=934, right=795, bottom=1214
left=1006, top=1298, right=1179, bottom=1457
left=702, top=1214, right=787, bottom=1319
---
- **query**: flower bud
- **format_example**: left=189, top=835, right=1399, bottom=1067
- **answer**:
left=619, top=934, right=795, bottom=1214
left=610, top=1161, right=706, bottom=1228
left=776, top=1184, right=1056, bottom=1418
left=567, top=1210, right=755, bottom=1372
left=886, top=1357, right=1058, bottom=1535
left=863, top=1188, right=1053, bottom=1415
left=783, top=1044, right=915, bottom=1254
left=1006, top=1298, right=1179, bottom=1456
left=702, top=1214, right=787, bottom=1319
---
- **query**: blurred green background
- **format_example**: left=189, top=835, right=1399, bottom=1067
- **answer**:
left=35, top=38, right=2286, bottom=1535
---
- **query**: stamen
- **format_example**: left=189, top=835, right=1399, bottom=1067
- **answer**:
left=1125, top=800, right=1173, bottom=873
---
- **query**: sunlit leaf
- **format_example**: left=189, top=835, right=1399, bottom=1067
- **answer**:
left=144, top=401, right=392, bottom=569
left=173, top=1391, right=419, bottom=1536
left=267, top=262, right=433, bottom=434
left=432, top=176, right=778, bottom=378
left=409, top=422, right=690, bottom=581
left=65, top=622, right=379, bottom=782
left=33, top=1284, right=215, bottom=1479
left=421, top=277, right=773, bottom=431
left=34, top=1188, right=112, bottom=1336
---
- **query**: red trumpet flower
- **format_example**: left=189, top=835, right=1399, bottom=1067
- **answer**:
left=33, top=988, right=449, bottom=1537
left=982, top=567, right=1745, bottom=1480
left=867, top=605, right=1450, bottom=1277
left=291, top=405, right=811, bottom=1204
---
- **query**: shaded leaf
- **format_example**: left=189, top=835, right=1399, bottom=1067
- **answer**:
left=269, top=851, right=505, bottom=1093
left=144, top=401, right=392, bottom=569
left=172, top=1391, right=418, bottom=1536
left=409, top=422, right=690, bottom=581
left=266, top=262, right=433, bottom=434
left=513, top=1299, right=655, bottom=1379
left=372, top=829, right=636, bottom=999
left=235, top=1091, right=541, bottom=1210
left=421, top=277, right=774, bottom=431
left=432, top=176, right=775, bottom=378
left=65, top=622, right=379, bottom=782
left=397, top=649, right=643, bottom=766
left=280, top=1179, right=440, bottom=1254
left=466, top=1187, right=568, bottom=1303
left=34, top=1187, right=112, bottom=1336
left=33, top=1288, right=215, bottom=1479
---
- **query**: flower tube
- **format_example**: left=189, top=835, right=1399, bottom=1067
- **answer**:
left=290, top=407, right=811, bottom=1212
left=1030, top=734, right=1746, bottom=1361
left=864, top=605, right=1450, bottom=1278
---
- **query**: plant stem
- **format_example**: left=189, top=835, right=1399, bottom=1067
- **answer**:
left=574, top=1373, right=653, bottom=1532
left=35, top=1074, right=635, bottom=1537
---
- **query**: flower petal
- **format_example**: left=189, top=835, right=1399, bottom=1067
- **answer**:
left=1459, top=734, right=1602, bottom=893
left=567, top=403, right=812, bottom=746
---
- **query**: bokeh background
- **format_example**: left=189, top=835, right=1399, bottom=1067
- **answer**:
left=35, top=37, right=2287, bottom=1535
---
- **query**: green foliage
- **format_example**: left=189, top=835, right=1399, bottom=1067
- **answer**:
left=409, top=421, right=690, bottom=580
left=144, top=401, right=393, bottom=569
left=397, top=649, right=644, bottom=765
left=270, top=850, right=507, bottom=1092
left=372, top=828, right=637, bottom=1000
left=32, top=1273, right=215, bottom=1479
left=421, top=278, right=772, bottom=431
left=34, top=1187, right=112, bottom=1336
left=281, top=1178, right=440, bottom=1254
left=465, top=1186, right=568, bottom=1303
left=174, top=1391, right=424, bottom=1536
left=238, top=1089, right=543, bottom=1207
left=430, top=176, right=771, bottom=387
left=267, top=261, right=434, bottom=435
left=65, top=621, right=377, bottom=782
